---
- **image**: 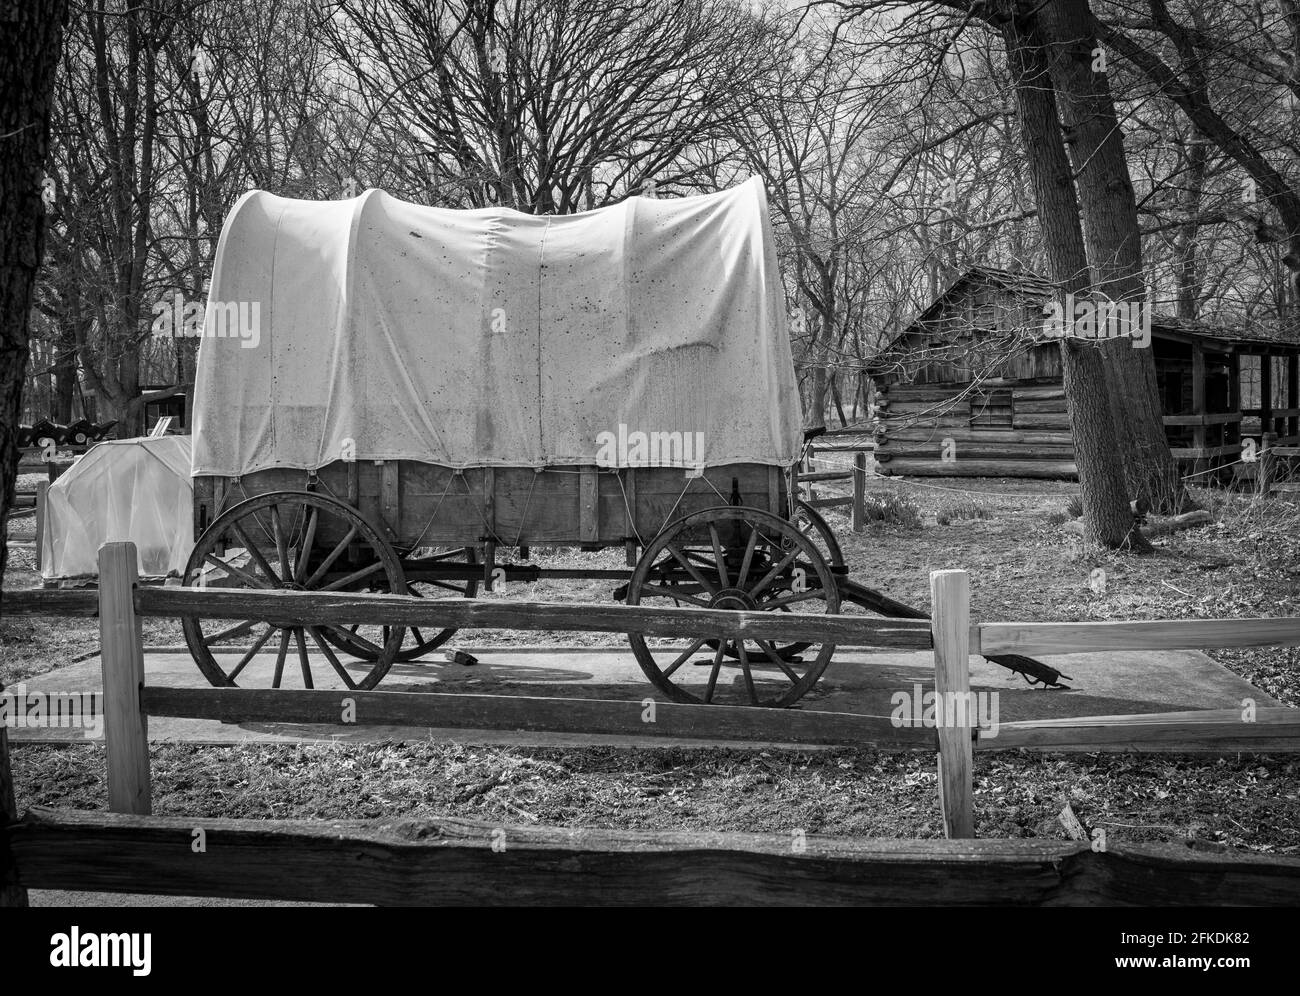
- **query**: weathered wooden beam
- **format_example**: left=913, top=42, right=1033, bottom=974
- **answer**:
left=33, top=481, right=48, bottom=573
left=140, top=688, right=930, bottom=747
left=135, top=587, right=934, bottom=648
left=979, top=617, right=1300, bottom=656
left=98, top=543, right=151, bottom=816
left=579, top=466, right=598, bottom=544
left=0, top=588, right=98, bottom=617
left=806, top=496, right=853, bottom=510
left=8, top=809, right=1300, bottom=906
left=982, top=708, right=1300, bottom=753
left=931, top=570, right=973, bottom=839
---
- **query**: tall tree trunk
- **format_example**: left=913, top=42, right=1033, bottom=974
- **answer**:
left=1002, top=6, right=1144, bottom=548
left=1038, top=0, right=1185, bottom=514
left=0, top=0, right=71, bottom=910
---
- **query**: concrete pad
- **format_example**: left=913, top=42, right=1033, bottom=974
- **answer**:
left=5, top=643, right=1279, bottom=748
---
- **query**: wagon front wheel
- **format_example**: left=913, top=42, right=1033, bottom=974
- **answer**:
left=625, top=506, right=839, bottom=707
left=180, top=491, right=406, bottom=690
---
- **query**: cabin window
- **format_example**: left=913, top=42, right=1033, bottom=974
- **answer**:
left=968, top=389, right=1013, bottom=427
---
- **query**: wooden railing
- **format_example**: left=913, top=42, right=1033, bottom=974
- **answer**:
left=4, top=541, right=1300, bottom=905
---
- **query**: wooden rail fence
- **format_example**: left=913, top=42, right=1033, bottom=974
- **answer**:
left=4, top=540, right=1300, bottom=905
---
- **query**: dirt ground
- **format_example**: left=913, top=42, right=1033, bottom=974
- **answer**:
left=4, top=475, right=1299, bottom=852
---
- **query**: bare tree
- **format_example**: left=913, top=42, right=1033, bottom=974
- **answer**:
left=0, top=0, right=71, bottom=909
left=323, top=0, right=775, bottom=212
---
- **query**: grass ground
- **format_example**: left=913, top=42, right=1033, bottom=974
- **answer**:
left=4, top=475, right=1299, bottom=853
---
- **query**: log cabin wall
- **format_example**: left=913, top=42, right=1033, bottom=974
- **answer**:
left=871, top=267, right=1300, bottom=481
left=874, top=378, right=1076, bottom=479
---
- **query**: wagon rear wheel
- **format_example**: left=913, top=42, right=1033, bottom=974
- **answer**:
left=180, top=491, right=406, bottom=690
left=625, top=506, right=839, bottom=707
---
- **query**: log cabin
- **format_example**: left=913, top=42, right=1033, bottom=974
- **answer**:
left=870, top=266, right=1300, bottom=480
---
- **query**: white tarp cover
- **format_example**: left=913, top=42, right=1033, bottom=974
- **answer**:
left=191, top=177, right=801, bottom=476
left=41, top=436, right=194, bottom=579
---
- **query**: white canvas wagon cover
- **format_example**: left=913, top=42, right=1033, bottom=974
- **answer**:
left=191, top=177, right=802, bottom=477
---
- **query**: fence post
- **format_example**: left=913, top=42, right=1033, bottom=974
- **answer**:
left=34, top=480, right=48, bottom=572
left=852, top=452, right=866, bottom=533
left=98, top=542, right=151, bottom=815
left=1260, top=431, right=1278, bottom=494
left=931, top=569, right=973, bottom=839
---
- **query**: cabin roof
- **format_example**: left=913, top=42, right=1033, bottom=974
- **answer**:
left=884, top=265, right=1296, bottom=355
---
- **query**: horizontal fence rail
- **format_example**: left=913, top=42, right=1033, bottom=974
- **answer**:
left=982, top=708, right=1300, bottom=752
left=136, top=586, right=934, bottom=648
left=7, top=808, right=1300, bottom=906
left=143, top=688, right=931, bottom=747
left=977, top=618, right=1300, bottom=656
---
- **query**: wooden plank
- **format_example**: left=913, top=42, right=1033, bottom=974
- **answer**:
left=136, top=587, right=935, bottom=649
left=10, top=808, right=1300, bottom=906
left=380, top=460, right=399, bottom=534
left=1192, top=340, right=1207, bottom=456
left=878, top=444, right=1077, bottom=460
left=798, top=471, right=852, bottom=482
left=34, top=481, right=48, bottom=573
left=882, top=426, right=1075, bottom=446
left=1162, top=412, right=1243, bottom=426
left=852, top=452, right=866, bottom=534
left=483, top=466, right=496, bottom=541
left=579, top=466, right=599, bottom=544
left=979, top=617, right=1300, bottom=656
left=879, top=459, right=1077, bottom=479
left=767, top=465, right=780, bottom=517
left=806, top=496, right=852, bottom=509
left=931, top=571, right=973, bottom=839
left=981, top=708, right=1300, bottom=752
left=141, top=688, right=931, bottom=748
left=97, top=543, right=151, bottom=816
left=884, top=383, right=1065, bottom=403
left=0, top=588, right=98, bottom=617
left=1168, top=443, right=1243, bottom=459
left=0, top=725, right=23, bottom=905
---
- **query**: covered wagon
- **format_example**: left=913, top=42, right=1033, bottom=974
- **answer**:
left=183, top=178, right=846, bottom=706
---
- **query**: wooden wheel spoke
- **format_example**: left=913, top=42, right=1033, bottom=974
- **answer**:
left=230, top=521, right=281, bottom=584
left=308, top=627, right=357, bottom=690
left=304, top=525, right=359, bottom=589
left=708, top=525, right=729, bottom=588
left=227, top=625, right=275, bottom=682
left=321, top=560, right=385, bottom=592
left=425, top=579, right=472, bottom=595
left=748, top=544, right=800, bottom=599
left=204, top=553, right=272, bottom=590
left=756, top=639, right=803, bottom=684
left=272, top=506, right=290, bottom=578
left=759, top=588, right=825, bottom=610
left=665, top=541, right=719, bottom=595
left=703, top=643, right=726, bottom=703
left=271, top=629, right=290, bottom=688
left=202, top=619, right=257, bottom=646
left=736, top=642, right=759, bottom=704
left=294, top=508, right=319, bottom=583
left=326, top=624, right=381, bottom=656
left=662, top=637, right=708, bottom=679
left=293, top=627, right=314, bottom=689
left=638, top=584, right=713, bottom=609
left=735, top=527, right=760, bottom=589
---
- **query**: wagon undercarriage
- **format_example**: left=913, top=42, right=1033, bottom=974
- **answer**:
left=181, top=472, right=1068, bottom=707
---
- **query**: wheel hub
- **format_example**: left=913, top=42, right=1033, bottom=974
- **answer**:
left=710, top=587, right=756, bottom=611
